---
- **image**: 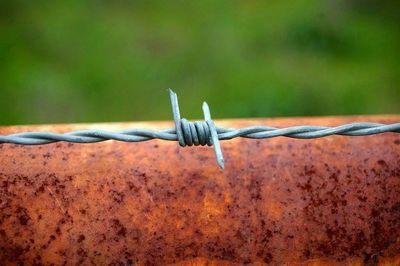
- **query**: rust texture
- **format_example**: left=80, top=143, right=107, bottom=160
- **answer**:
left=0, top=115, right=399, bottom=266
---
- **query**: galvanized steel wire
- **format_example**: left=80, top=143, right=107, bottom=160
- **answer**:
left=1, top=89, right=399, bottom=169
left=2, top=122, right=399, bottom=145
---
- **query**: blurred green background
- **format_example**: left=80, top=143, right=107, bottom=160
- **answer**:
left=0, top=0, right=399, bottom=125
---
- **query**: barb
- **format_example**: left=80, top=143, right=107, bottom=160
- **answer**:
left=0, top=90, right=399, bottom=169
left=168, top=89, right=224, bottom=169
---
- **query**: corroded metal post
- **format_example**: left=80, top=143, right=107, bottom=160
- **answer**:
left=0, top=115, right=399, bottom=265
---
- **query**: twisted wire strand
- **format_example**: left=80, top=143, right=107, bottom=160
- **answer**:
left=1, top=122, right=399, bottom=145
left=0, top=89, right=399, bottom=169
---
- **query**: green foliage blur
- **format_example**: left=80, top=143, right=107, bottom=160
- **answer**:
left=0, top=0, right=399, bottom=125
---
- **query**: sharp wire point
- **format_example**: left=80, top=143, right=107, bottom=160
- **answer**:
left=217, top=157, right=225, bottom=170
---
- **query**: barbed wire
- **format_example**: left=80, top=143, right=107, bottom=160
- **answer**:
left=1, top=89, right=399, bottom=169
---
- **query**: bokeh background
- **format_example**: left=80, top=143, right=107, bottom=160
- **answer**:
left=0, top=0, right=399, bottom=125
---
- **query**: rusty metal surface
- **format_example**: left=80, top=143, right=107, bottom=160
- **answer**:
left=0, top=115, right=399, bottom=266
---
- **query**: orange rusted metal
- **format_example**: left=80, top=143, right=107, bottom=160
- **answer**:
left=0, top=115, right=399, bottom=265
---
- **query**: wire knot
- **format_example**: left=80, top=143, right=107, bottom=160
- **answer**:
left=169, top=89, right=224, bottom=169
left=179, top=119, right=212, bottom=147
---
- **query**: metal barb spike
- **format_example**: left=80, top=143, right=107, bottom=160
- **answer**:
left=168, top=89, right=185, bottom=147
left=202, top=102, right=224, bottom=169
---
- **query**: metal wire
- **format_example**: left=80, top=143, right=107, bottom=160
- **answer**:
left=0, top=89, right=399, bottom=169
